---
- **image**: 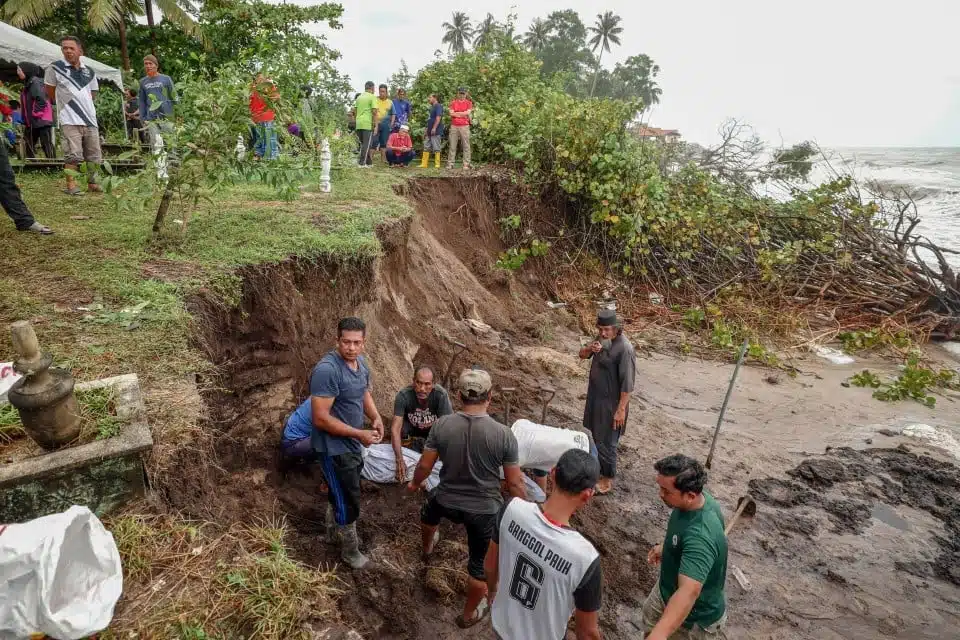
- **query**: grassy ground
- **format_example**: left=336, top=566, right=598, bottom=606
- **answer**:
left=1, top=162, right=431, bottom=638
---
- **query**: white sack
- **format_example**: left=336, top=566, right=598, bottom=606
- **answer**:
left=511, top=419, right=591, bottom=471
left=0, top=506, right=123, bottom=640
left=0, top=362, right=21, bottom=398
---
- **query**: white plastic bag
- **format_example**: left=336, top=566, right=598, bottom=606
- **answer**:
left=0, top=362, right=21, bottom=398
left=511, top=419, right=591, bottom=471
left=0, top=506, right=123, bottom=640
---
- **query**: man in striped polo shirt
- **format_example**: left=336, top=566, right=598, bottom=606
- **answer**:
left=44, top=35, right=102, bottom=195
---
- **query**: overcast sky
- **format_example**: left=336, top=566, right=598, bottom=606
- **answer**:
left=307, top=0, right=958, bottom=148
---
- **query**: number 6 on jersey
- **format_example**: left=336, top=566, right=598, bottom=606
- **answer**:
left=509, top=553, right=544, bottom=610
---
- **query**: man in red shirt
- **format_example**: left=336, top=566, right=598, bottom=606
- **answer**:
left=250, top=75, right=280, bottom=160
left=448, top=87, right=472, bottom=170
left=385, top=124, right=415, bottom=167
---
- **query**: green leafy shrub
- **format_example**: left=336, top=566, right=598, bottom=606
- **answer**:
left=848, top=357, right=958, bottom=407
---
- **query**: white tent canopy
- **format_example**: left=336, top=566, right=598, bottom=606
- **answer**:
left=0, top=21, right=124, bottom=88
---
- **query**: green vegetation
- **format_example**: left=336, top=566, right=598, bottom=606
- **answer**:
left=0, top=404, right=24, bottom=443
left=849, top=356, right=959, bottom=407
left=433, top=9, right=660, bottom=107
left=219, top=518, right=341, bottom=638
left=0, top=169, right=408, bottom=388
left=838, top=328, right=913, bottom=353
left=104, top=512, right=336, bottom=639
left=0, top=385, right=122, bottom=443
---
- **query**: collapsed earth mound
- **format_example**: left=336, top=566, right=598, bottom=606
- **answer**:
left=150, top=176, right=653, bottom=638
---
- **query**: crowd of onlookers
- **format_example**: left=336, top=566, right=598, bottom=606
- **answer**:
left=348, top=82, right=473, bottom=169
left=2, top=33, right=478, bottom=235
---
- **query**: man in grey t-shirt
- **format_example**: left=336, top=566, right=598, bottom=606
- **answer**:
left=408, top=368, right=528, bottom=629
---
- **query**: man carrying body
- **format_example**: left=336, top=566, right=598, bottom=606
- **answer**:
left=279, top=317, right=384, bottom=569
left=510, top=419, right=595, bottom=495
left=407, top=368, right=527, bottom=628
left=138, top=55, right=177, bottom=149
left=643, top=455, right=728, bottom=639
left=354, top=82, right=378, bottom=167
left=420, top=93, right=444, bottom=168
left=44, top=35, right=102, bottom=195
left=578, top=309, right=636, bottom=494
left=447, top=87, right=472, bottom=170
left=390, top=366, right=452, bottom=482
left=486, top=449, right=603, bottom=640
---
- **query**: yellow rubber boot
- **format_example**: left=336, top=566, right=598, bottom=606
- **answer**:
left=420, top=151, right=430, bottom=168
left=434, top=152, right=441, bottom=168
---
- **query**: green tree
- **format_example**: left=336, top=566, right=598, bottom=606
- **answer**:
left=523, top=17, right=552, bottom=53
left=610, top=54, right=662, bottom=109
left=2, top=0, right=198, bottom=70
left=441, top=11, right=473, bottom=54
left=587, top=11, right=623, bottom=97
left=409, top=42, right=544, bottom=161
left=538, top=10, right=594, bottom=92
left=474, top=12, right=499, bottom=50
left=388, top=59, right=413, bottom=91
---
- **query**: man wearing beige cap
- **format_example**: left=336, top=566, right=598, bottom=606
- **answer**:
left=408, top=367, right=528, bottom=629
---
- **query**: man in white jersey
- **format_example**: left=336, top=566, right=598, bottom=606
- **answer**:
left=44, top=35, right=102, bottom=195
left=486, top=448, right=603, bottom=640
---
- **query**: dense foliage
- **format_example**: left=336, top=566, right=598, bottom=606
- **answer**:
left=408, top=43, right=546, bottom=161
left=417, top=44, right=959, bottom=334
left=437, top=9, right=661, bottom=108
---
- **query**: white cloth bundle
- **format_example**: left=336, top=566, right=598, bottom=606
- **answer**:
left=360, top=443, right=546, bottom=501
left=511, top=419, right=591, bottom=471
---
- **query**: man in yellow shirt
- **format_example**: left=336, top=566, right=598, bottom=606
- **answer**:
left=373, top=84, right=393, bottom=164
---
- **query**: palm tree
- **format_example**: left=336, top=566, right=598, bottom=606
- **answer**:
left=441, top=11, right=474, bottom=55
left=587, top=11, right=623, bottom=97
left=523, top=17, right=552, bottom=53
left=143, top=0, right=201, bottom=54
left=473, top=13, right=498, bottom=49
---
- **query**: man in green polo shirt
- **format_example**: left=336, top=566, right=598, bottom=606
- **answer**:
left=354, top=81, right=378, bottom=167
left=643, top=454, right=728, bottom=639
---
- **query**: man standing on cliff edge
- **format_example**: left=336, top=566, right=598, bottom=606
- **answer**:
left=578, top=309, right=636, bottom=494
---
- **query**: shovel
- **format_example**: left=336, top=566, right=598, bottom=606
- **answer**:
left=724, top=496, right=757, bottom=536
left=705, top=338, right=750, bottom=470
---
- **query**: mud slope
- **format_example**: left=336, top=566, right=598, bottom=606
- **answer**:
left=166, top=176, right=650, bottom=638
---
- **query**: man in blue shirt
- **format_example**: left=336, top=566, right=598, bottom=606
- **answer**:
left=420, top=93, right=444, bottom=168
left=280, top=316, right=384, bottom=569
left=390, top=87, right=411, bottom=130
left=138, top=55, right=177, bottom=150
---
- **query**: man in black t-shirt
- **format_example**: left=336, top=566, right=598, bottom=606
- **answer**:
left=390, top=366, right=452, bottom=482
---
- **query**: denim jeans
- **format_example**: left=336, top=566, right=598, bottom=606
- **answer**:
left=252, top=121, right=279, bottom=159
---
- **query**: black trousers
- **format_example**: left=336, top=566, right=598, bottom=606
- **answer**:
left=319, top=451, right=364, bottom=526
left=24, top=126, right=55, bottom=159
left=0, top=142, right=35, bottom=230
left=421, top=493, right=497, bottom=580
left=357, top=129, right=373, bottom=165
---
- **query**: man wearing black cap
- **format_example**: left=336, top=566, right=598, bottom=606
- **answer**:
left=578, top=309, right=636, bottom=494
left=407, top=367, right=527, bottom=629
left=447, top=86, right=472, bottom=169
